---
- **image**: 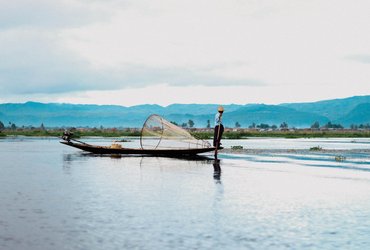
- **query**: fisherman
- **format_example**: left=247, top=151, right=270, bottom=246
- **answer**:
left=213, top=106, right=224, bottom=148
left=62, top=130, right=73, bottom=142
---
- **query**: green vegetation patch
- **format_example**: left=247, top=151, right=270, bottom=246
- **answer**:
left=223, top=132, right=242, bottom=139
left=1, top=127, right=369, bottom=139
left=190, top=132, right=211, bottom=140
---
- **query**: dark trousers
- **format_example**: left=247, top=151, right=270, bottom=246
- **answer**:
left=213, top=124, right=224, bottom=147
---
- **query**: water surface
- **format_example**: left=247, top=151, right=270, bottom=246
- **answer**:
left=1, top=138, right=370, bottom=249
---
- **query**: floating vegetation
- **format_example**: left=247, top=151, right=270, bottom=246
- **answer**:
left=310, top=146, right=322, bottom=151
left=114, top=139, right=132, bottom=142
left=335, top=155, right=346, bottom=162
left=231, top=145, right=243, bottom=150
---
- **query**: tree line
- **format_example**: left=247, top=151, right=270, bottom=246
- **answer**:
left=1, top=119, right=370, bottom=131
left=0, top=121, right=46, bottom=131
left=171, top=120, right=370, bottom=130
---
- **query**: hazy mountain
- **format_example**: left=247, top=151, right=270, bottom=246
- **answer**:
left=0, top=95, right=369, bottom=128
left=336, top=103, right=370, bottom=126
left=163, top=104, right=243, bottom=116
left=281, top=95, right=370, bottom=121
left=225, top=104, right=329, bottom=128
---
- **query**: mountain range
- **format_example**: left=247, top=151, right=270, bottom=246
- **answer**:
left=0, top=95, right=369, bottom=128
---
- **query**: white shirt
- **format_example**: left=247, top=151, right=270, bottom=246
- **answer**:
left=215, top=112, right=223, bottom=126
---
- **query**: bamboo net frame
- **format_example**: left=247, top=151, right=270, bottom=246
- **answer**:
left=140, top=114, right=211, bottom=150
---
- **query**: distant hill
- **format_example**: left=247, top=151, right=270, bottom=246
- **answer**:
left=336, top=103, right=370, bottom=126
left=225, top=104, right=329, bottom=128
left=0, top=95, right=369, bottom=128
left=281, top=95, right=370, bottom=121
left=163, top=104, right=243, bottom=116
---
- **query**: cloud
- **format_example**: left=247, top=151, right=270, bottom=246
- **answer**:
left=114, top=64, right=265, bottom=87
left=0, top=0, right=115, bottom=30
left=345, top=54, right=370, bottom=64
left=0, top=0, right=369, bottom=104
left=0, top=0, right=124, bottom=95
left=0, top=29, right=264, bottom=96
left=0, top=30, right=94, bottom=94
left=0, top=0, right=266, bottom=97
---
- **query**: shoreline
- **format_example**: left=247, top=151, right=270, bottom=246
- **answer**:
left=1, top=130, right=370, bottom=139
left=1, top=133, right=370, bottom=140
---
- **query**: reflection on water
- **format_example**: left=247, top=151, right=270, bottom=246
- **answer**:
left=222, top=137, right=370, bottom=150
left=220, top=150, right=370, bottom=173
left=1, top=138, right=370, bottom=250
left=213, top=159, right=222, bottom=183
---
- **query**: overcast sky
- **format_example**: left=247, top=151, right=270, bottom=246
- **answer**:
left=0, top=0, right=369, bottom=106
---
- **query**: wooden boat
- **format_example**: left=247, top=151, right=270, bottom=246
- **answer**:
left=60, top=114, right=222, bottom=157
left=60, top=140, right=220, bottom=156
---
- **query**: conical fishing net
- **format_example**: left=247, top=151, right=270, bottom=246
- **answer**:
left=140, top=114, right=211, bottom=150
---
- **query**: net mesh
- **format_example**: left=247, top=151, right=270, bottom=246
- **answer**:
left=140, top=114, right=211, bottom=150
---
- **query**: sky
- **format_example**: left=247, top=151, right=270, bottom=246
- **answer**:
left=0, top=0, right=369, bottom=106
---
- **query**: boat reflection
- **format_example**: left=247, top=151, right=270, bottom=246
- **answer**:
left=62, top=152, right=214, bottom=169
left=62, top=153, right=221, bottom=182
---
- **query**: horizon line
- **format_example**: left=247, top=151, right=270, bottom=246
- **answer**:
left=1, top=94, right=369, bottom=107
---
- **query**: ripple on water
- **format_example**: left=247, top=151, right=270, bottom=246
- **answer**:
left=1, top=138, right=370, bottom=249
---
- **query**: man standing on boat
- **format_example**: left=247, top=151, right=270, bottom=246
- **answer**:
left=213, top=106, right=224, bottom=148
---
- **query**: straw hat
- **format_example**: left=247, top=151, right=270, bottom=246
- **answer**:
left=218, top=106, right=224, bottom=112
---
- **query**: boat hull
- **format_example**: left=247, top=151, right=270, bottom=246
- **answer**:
left=60, top=141, right=219, bottom=156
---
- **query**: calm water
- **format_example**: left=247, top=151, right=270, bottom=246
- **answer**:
left=1, top=137, right=370, bottom=250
